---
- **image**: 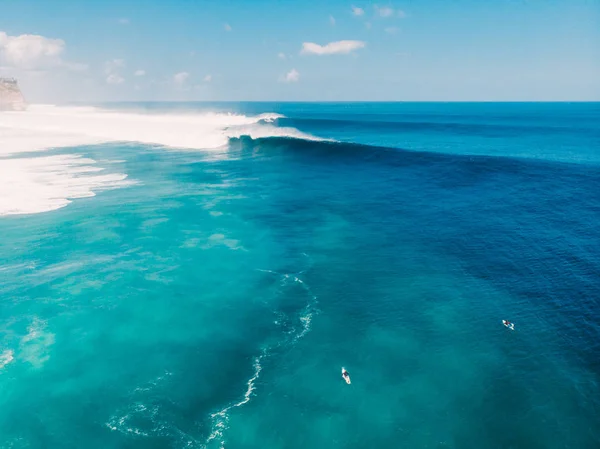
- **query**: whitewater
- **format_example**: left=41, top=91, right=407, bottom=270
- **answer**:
left=0, top=104, right=317, bottom=216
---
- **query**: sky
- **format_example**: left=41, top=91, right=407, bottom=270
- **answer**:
left=0, top=0, right=599, bottom=102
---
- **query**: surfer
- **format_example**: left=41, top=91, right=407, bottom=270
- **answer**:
left=342, top=367, right=351, bottom=384
left=502, top=320, right=515, bottom=330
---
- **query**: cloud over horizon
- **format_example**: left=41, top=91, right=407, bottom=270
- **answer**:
left=282, top=68, right=299, bottom=83
left=374, top=5, right=406, bottom=18
left=301, top=40, right=365, bottom=56
left=106, top=74, right=124, bottom=84
left=351, top=6, right=365, bottom=16
left=375, top=5, right=394, bottom=17
left=173, top=71, right=190, bottom=86
left=0, top=31, right=86, bottom=71
left=104, top=59, right=125, bottom=85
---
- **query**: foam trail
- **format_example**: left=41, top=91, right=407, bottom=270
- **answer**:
left=289, top=275, right=318, bottom=341
left=257, top=259, right=318, bottom=341
left=206, top=354, right=265, bottom=448
left=205, top=265, right=318, bottom=448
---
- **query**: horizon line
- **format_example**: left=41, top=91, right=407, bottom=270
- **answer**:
left=68, top=100, right=600, bottom=104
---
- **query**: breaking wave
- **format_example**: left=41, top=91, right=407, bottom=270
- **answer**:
left=0, top=104, right=322, bottom=217
left=0, top=104, right=321, bottom=153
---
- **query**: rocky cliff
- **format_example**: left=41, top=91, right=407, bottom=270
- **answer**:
left=0, top=78, right=27, bottom=111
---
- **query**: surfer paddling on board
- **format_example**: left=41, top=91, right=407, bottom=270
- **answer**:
left=502, top=320, right=515, bottom=330
left=342, top=367, right=351, bottom=384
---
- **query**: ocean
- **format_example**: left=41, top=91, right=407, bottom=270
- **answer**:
left=0, top=102, right=599, bottom=449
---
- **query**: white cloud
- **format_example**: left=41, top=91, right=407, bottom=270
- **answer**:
left=134, top=69, right=145, bottom=76
left=301, top=40, right=365, bottom=56
left=282, top=68, right=299, bottom=83
left=63, top=62, right=88, bottom=71
left=203, top=74, right=212, bottom=82
left=278, top=52, right=286, bottom=59
left=104, top=59, right=125, bottom=74
left=106, top=74, right=124, bottom=85
left=104, top=59, right=125, bottom=84
left=0, top=31, right=84, bottom=71
left=351, top=6, right=364, bottom=16
left=329, top=15, right=336, bottom=26
left=118, top=18, right=130, bottom=25
left=397, top=10, right=407, bottom=18
left=224, top=23, right=232, bottom=32
left=375, top=5, right=394, bottom=17
left=173, top=71, right=189, bottom=86
left=385, top=27, right=398, bottom=34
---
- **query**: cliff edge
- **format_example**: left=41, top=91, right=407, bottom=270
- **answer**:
left=0, top=78, right=27, bottom=111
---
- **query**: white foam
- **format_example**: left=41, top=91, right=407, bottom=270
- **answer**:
left=0, top=349, right=14, bottom=370
left=107, top=371, right=202, bottom=443
left=203, top=233, right=245, bottom=251
left=106, top=411, right=150, bottom=437
left=19, top=318, right=55, bottom=368
left=0, top=262, right=36, bottom=273
left=0, top=154, right=134, bottom=216
left=206, top=354, right=264, bottom=448
left=0, top=105, right=312, bottom=153
left=224, top=123, right=324, bottom=143
left=0, top=126, right=103, bottom=156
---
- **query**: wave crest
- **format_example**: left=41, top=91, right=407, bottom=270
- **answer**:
left=0, top=105, right=317, bottom=153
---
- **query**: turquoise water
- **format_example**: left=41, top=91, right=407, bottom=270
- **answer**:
left=1, top=103, right=599, bottom=448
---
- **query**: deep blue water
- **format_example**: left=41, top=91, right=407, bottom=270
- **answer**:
left=1, top=102, right=599, bottom=449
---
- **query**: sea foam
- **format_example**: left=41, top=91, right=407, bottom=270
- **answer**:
left=0, top=104, right=316, bottom=153
left=0, top=105, right=317, bottom=216
left=0, top=349, right=14, bottom=370
left=0, top=154, right=132, bottom=216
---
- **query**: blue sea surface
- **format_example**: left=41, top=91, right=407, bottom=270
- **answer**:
left=1, top=102, right=599, bottom=448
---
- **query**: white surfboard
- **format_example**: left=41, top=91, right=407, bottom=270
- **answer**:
left=342, top=367, right=351, bottom=384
